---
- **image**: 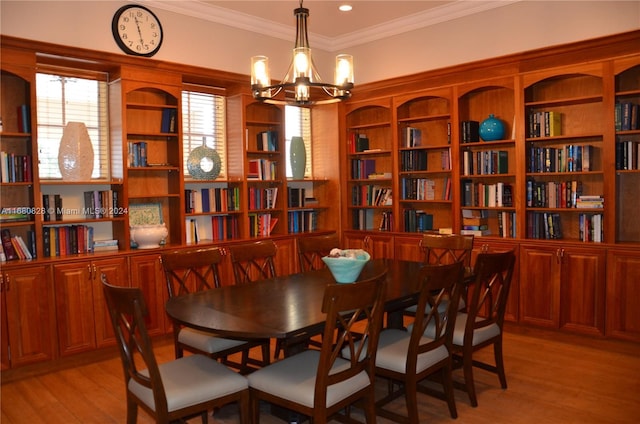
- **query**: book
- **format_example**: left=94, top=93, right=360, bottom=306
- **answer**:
left=1, top=228, right=18, bottom=261
left=161, top=108, right=177, bottom=133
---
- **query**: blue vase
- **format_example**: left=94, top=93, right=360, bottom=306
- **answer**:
left=479, top=114, right=505, bottom=141
left=289, top=136, right=306, bottom=179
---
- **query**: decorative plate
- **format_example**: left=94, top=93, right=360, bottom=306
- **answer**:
left=129, top=203, right=163, bottom=226
left=187, top=146, right=221, bottom=180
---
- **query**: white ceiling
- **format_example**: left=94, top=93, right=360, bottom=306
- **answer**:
left=147, top=0, right=519, bottom=51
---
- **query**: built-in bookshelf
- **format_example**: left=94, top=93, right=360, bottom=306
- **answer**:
left=395, top=91, right=453, bottom=233
left=614, top=61, right=640, bottom=243
left=344, top=100, right=393, bottom=231
left=523, top=66, right=605, bottom=242
left=456, top=81, right=516, bottom=239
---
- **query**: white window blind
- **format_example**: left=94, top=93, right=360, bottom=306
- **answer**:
left=36, top=72, right=109, bottom=179
left=285, top=105, right=312, bottom=178
left=182, top=89, right=226, bottom=178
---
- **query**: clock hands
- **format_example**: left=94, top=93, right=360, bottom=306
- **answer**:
left=133, top=15, right=145, bottom=48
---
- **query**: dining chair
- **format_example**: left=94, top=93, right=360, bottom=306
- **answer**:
left=297, top=232, right=340, bottom=272
left=227, top=239, right=277, bottom=285
left=101, top=275, right=250, bottom=424
left=404, top=233, right=474, bottom=317
left=373, top=261, right=464, bottom=423
left=247, top=270, right=388, bottom=423
left=160, top=247, right=270, bottom=373
left=450, top=249, right=516, bottom=407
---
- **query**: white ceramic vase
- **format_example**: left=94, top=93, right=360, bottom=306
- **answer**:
left=58, top=122, right=94, bottom=181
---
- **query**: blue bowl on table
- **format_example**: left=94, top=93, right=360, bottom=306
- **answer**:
left=322, top=251, right=371, bottom=283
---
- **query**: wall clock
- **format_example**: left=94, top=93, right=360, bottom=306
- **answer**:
left=112, top=4, right=163, bottom=57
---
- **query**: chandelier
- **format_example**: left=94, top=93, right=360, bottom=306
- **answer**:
left=251, top=0, right=354, bottom=106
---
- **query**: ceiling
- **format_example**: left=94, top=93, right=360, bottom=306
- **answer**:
left=148, top=0, right=519, bottom=51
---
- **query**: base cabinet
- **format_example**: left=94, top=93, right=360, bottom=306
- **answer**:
left=1, top=266, right=56, bottom=368
left=54, top=257, right=128, bottom=356
left=520, top=244, right=605, bottom=335
left=129, top=253, right=168, bottom=337
left=343, top=232, right=394, bottom=259
left=606, top=249, right=640, bottom=341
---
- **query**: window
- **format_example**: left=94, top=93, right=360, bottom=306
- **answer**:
left=285, top=105, right=312, bottom=178
left=182, top=87, right=226, bottom=178
left=36, top=72, right=109, bottom=179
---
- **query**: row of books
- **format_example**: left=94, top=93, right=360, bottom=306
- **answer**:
left=351, top=158, right=376, bottom=179
left=161, top=108, right=178, bottom=133
left=402, top=127, right=422, bottom=147
left=256, top=130, right=279, bottom=151
left=462, top=181, right=513, bottom=208
left=352, top=209, right=374, bottom=230
left=401, top=177, right=451, bottom=201
left=351, top=185, right=392, bottom=207
left=615, top=140, right=640, bottom=170
left=579, top=213, right=604, bottom=243
left=497, top=211, right=516, bottom=238
left=287, top=187, right=306, bottom=208
left=42, top=194, right=63, bottom=221
left=42, top=225, right=95, bottom=257
left=378, top=211, right=393, bottom=231
left=185, top=187, right=240, bottom=213
left=399, top=149, right=427, bottom=171
left=248, top=186, right=278, bottom=210
left=348, top=133, right=370, bottom=153
left=248, top=213, right=278, bottom=237
left=527, top=212, right=563, bottom=240
left=287, top=210, right=318, bottom=233
left=526, top=179, right=585, bottom=208
left=615, top=102, right=638, bottom=131
left=528, top=111, right=562, bottom=138
left=527, top=144, right=594, bottom=173
left=247, top=158, right=277, bottom=180
left=460, top=121, right=480, bottom=143
left=83, top=190, right=121, bottom=218
left=403, top=209, right=433, bottom=232
left=462, top=149, right=508, bottom=176
left=185, top=215, right=239, bottom=243
left=0, top=207, right=30, bottom=222
left=127, top=141, right=148, bottom=167
left=1, top=228, right=36, bottom=261
left=0, top=152, right=32, bottom=182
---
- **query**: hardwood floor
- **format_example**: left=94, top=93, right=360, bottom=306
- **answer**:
left=2, top=324, right=639, bottom=423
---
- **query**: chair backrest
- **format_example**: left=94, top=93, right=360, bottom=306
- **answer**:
left=316, top=271, right=387, bottom=409
left=297, top=232, right=340, bottom=272
left=101, top=275, right=170, bottom=417
left=420, top=233, right=474, bottom=268
left=465, top=250, right=516, bottom=337
left=409, top=261, right=465, bottom=373
left=227, top=240, right=277, bottom=285
left=161, top=247, right=223, bottom=298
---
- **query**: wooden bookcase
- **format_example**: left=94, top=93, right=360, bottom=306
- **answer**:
left=394, top=88, right=454, bottom=233
left=343, top=99, right=394, bottom=232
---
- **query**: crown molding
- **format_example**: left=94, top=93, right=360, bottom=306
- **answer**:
left=146, top=0, right=519, bottom=52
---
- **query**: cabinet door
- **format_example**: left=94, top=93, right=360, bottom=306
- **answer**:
left=2, top=266, right=56, bottom=368
left=54, top=262, right=95, bottom=356
left=393, top=234, right=422, bottom=262
left=519, top=245, right=560, bottom=328
left=129, top=254, right=167, bottom=336
left=93, top=257, right=128, bottom=348
left=606, top=249, right=640, bottom=341
left=559, top=247, right=606, bottom=335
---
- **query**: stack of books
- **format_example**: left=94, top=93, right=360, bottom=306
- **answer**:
left=460, top=209, right=491, bottom=236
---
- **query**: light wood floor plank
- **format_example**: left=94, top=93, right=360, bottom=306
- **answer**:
left=1, top=324, right=639, bottom=423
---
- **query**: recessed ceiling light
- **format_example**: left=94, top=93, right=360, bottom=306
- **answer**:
left=339, top=4, right=353, bottom=12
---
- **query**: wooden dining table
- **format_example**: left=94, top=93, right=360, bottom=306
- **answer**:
left=165, top=258, right=426, bottom=354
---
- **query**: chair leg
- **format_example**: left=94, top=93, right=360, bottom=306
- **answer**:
left=250, top=390, right=261, bottom=424
left=463, top=349, right=478, bottom=407
left=238, top=390, right=250, bottom=424
left=494, top=338, right=507, bottom=389
left=442, top=362, right=458, bottom=419
left=362, top=386, right=377, bottom=424
left=126, top=396, right=138, bottom=424
left=200, top=410, right=208, bottom=423
left=405, top=376, right=420, bottom=424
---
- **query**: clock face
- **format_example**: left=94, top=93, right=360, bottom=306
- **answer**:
left=112, top=5, right=163, bottom=57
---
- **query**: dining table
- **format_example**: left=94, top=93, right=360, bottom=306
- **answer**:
left=165, top=258, right=427, bottom=356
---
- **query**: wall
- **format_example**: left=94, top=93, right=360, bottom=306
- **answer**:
left=0, top=1, right=638, bottom=84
